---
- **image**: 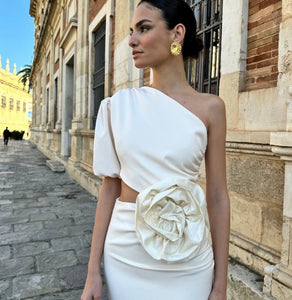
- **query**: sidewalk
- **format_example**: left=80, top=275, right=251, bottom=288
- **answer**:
left=0, top=140, right=107, bottom=299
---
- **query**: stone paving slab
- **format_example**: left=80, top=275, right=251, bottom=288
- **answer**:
left=0, top=140, right=107, bottom=300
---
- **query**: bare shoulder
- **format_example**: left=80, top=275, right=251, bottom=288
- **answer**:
left=193, top=92, right=226, bottom=128
left=200, top=93, right=225, bottom=113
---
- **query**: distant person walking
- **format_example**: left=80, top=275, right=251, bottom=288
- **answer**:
left=3, top=127, right=11, bottom=146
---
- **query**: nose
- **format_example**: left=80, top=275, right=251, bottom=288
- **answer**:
left=128, top=32, right=138, bottom=48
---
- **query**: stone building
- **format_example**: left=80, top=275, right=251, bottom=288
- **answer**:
left=0, top=57, right=32, bottom=137
left=29, top=0, right=292, bottom=299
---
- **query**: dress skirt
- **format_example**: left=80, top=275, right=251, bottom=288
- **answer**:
left=104, top=199, right=214, bottom=300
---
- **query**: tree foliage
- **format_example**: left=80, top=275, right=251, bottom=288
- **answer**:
left=17, top=64, right=32, bottom=93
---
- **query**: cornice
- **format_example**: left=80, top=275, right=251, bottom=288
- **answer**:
left=29, top=0, right=38, bottom=17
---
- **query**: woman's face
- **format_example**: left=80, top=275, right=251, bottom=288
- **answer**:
left=129, top=3, right=173, bottom=69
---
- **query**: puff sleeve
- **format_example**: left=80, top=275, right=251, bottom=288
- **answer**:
left=93, top=98, right=121, bottom=178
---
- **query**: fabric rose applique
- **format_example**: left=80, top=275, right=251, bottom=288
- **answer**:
left=135, top=178, right=210, bottom=263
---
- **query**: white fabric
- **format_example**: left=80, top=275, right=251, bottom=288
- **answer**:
left=93, top=97, right=121, bottom=178
left=93, top=87, right=207, bottom=192
left=135, top=178, right=210, bottom=263
left=104, top=199, right=214, bottom=300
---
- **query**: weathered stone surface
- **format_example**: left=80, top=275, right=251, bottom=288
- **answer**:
left=51, top=236, right=83, bottom=251
left=262, top=206, right=283, bottom=253
left=40, top=289, right=83, bottom=300
left=228, top=260, right=273, bottom=300
left=227, top=154, right=284, bottom=205
left=30, top=212, right=57, bottom=221
left=12, top=242, right=50, bottom=258
left=0, top=279, right=11, bottom=298
left=46, top=160, right=65, bottom=173
left=0, top=231, right=31, bottom=246
left=31, top=228, right=69, bottom=241
left=66, top=224, right=93, bottom=236
left=74, top=214, right=95, bottom=225
left=0, top=216, right=29, bottom=225
left=0, top=224, right=12, bottom=234
left=13, top=208, right=40, bottom=218
left=14, top=221, right=43, bottom=233
left=0, top=257, right=34, bottom=279
left=12, top=272, right=61, bottom=299
left=36, top=251, right=78, bottom=272
left=0, top=246, right=10, bottom=260
left=76, top=248, right=91, bottom=264
left=0, top=210, right=13, bottom=218
left=230, top=191, right=263, bottom=242
left=43, top=218, right=74, bottom=229
left=58, top=265, right=87, bottom=289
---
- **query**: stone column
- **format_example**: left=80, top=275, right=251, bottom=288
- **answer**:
left=279, top=0, right=292, bottom=131
left=73, top=0, right=89, bottom=129
left=69, top=0, right=89, bottom=165
left=219, top=0, right=249, bottom=129
left=264, top=139, right=292, bottom=299
left=113, top=0, right=141, bottom=91
left=264, top=3, right=292, bottom=297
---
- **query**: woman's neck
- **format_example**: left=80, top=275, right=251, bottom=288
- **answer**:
left=150, top=58, right=189, bottom=94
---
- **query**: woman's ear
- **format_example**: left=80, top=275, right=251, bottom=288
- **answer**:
left=172, top=23, right=186, bottom=44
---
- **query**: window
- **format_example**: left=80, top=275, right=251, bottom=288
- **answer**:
left=9, top=98, right=14, bottom=110
left=54, top=77, right=58, bottom=127
left=23, top=102, right=26, bottom=112
left=92, top=21, right=106, bottom=128
left=17, top=100, right=21, bottom=111
left=46, top=88, right=49, bottom=124
left=1, top=96, right=6, bottom=108
left=185, top=0, right=223, bottom=95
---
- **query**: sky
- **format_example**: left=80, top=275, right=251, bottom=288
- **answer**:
left=0, top=1, right=35, bottom=73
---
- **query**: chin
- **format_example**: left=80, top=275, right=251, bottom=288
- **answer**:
left=133, top=61, right=148, bottom=69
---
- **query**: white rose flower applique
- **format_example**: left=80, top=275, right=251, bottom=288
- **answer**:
left=135, top=178, right=210, bottom=263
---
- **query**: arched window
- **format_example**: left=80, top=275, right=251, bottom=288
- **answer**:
left=185, top=0, right=223, bottom=95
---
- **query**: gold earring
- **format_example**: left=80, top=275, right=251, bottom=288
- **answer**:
left=170, top=42, right=182, bottom=56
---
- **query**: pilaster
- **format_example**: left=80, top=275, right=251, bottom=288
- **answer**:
left=263, top=2, right=292, bottom=296
left=264, top=132, right=292, bottom=299
left=69, top=0, right=89, bottom=166
left=219, top=0, right=248, bottom=129
left=277, top=0, right=292, bottom=131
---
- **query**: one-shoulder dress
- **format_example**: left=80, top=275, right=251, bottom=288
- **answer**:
left=93, top=87, right=214, bottom=300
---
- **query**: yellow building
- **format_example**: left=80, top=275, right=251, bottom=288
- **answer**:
left=0, top=56, right=32, bottom=138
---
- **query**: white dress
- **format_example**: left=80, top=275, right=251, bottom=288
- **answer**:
left=93, top=87, right=214, bottom=300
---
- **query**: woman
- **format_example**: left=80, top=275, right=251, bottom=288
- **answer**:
left=82, top=0, right=230, bottom=299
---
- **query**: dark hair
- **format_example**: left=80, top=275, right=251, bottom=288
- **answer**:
left=137, top=0, right=203, bottom=59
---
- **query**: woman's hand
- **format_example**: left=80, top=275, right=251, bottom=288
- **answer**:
left=81, top=273, right=103, bottom=300
left=208, top=289, right=227, bottom=300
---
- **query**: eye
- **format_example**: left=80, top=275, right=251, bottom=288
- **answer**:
left=140, top=26, right=150, bottom=33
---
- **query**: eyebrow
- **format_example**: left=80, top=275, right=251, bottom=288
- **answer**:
left=130, top=19, right=152, bottom=32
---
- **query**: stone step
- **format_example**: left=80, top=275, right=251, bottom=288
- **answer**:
left=228, top=260, right=275, bottom=300
left=46, top=160, right=65, bottom=173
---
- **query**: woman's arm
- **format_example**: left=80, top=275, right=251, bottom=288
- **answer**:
left=81, top=176, right=121, bottom=300
left=205, top=96, right=230, bottom=299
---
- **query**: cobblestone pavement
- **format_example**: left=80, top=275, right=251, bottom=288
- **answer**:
left=0, top=139, right=107, bottom=300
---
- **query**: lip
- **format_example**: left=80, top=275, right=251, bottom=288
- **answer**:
left=132, top=50, right=143, bottom=58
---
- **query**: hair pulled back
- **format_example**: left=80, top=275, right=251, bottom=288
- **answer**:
left=137, top=0, right=203, bottom=59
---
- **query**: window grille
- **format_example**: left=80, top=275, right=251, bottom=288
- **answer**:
left=92, top=21, right=106, bottom=128
left=185, top=0, right=223, bottom=95
left=1, top=96, right=6, bottom=108
left=17, top=101, right=21, bottom=111
left=9, top=98, right=14, bottom=110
